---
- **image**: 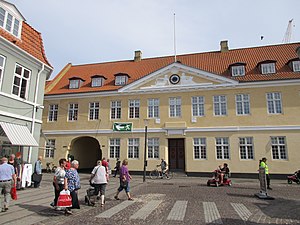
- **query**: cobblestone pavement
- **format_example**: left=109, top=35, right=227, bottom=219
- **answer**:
left=1, top=173, right=300, bottom=225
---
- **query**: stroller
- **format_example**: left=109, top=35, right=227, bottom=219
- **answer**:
left=207, top=168, right=232, bottom=187
left=84, top=186, right=98, bottom=206
left=287, top=170, right=300, bottom=184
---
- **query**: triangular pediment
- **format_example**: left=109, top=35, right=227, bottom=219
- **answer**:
left=0, top=0, right=25, bottom=21
left=119, top=62, right=238, bottom=92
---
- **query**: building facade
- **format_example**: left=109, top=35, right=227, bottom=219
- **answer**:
left=42, top=41, right=300, bottom=176
left=0, top=0, right=52, bottom=163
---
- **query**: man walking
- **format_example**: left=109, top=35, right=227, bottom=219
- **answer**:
left=33, top=156, right=43, bottom=188
left=0, top=157, right=16, bottom=212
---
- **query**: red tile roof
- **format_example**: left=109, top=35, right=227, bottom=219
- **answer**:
left=0, top=21, right=52, bottom=67
left=46, top=42, right=300, bottom=95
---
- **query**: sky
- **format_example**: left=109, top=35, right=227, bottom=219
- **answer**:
left=8, top=0, right=300, bottom=79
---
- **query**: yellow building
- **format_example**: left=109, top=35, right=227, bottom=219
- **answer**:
left=41, top=41, right=300, bottom=177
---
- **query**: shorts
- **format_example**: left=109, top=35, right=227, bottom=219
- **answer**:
left=117, top=182, right=130, bottom=193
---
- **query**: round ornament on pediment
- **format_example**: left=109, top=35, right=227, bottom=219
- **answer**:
left=169, top=74, right=180, bottom=84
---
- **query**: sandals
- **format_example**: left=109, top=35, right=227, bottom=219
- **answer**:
left=114, top=196, right=120, bottom=200
left=128, top=198, right=134, bottom=201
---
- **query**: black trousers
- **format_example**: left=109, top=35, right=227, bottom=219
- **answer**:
left=53, top=183, right=64, bottom=206
left=266, top=174, right=271, bottom=187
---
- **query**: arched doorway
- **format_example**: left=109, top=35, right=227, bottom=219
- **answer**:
left=69, top=136, right=101, bottom=169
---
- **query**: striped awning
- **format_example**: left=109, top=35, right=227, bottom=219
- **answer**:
left=0, top=122, right=38, bottom=146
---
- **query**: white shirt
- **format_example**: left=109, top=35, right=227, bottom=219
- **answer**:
left=54, top=167, right=65, bottom=184
left=91, top=165, right=107, bottom=184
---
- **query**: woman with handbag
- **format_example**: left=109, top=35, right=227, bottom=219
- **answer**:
left=64, top=160, right=80, bottom=215
left=90, top=160, right=108, bottom=206
left=114, top=159, right=133, bottom=201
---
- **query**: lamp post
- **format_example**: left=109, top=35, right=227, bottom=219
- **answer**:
left=143, top=119, right=149, bottom=182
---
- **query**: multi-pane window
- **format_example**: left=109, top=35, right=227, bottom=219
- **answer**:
left=148, top=98, right=159, bottom=118
left=12, top=64, right=31, bottom=99
left=68, top=103, right=78, bottom=121
left=192, top=96, right=205, bottom=117
left=48, top=104, right=58, bottom=122
left=266, top=92, right=282, bottom=114
left=292, top=61, right=300, bottom=72
left=236, top=94, right=250, bottom=115
left=239, top=137, right=254, bottom=160
left=91, top=77, right=104, bottom=87
left=111, top=100, right=121, bottom=119
left=213, top=95, right=227, bottom=116
left=128, top=138, right=139, bottom=158
left=129, top=99, right=140, bottom=119
left=169, top=97, right=181, bottom=117
left=215, top=137, right=230, bottom=159
left=193, top=138, right=207, bottom=159
left=45, top=139, right=55, bottom=158
left=115, top=76, right=127, bottom=85
left=109, top=138, right=120, bottom=159
left=89, top=102, right=99, bottom=120
left=0, top=55, right=6, bottom=87
left=0, top=7, right=21, bottom=37
left=271, top=136, right=287, bottom=160
left=261, top=63, right=276, bottom=74
left=148, top=138, right=159, bottom=159
left=231, top=65, right=245, bottom=76
left=69, top=80, right=80, bottom=89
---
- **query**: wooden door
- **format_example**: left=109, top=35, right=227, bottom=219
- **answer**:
left=168, top=139, right=185, bottom=171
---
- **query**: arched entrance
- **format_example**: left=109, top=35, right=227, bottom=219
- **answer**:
left=69, top=136, right=101, bottom=169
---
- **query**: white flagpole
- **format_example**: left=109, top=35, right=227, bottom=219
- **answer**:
left=174, top=13, right=177, bottom=62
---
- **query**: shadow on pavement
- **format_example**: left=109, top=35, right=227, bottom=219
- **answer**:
left=16, top=204, right=63, bottom=217
left=226, top=192, right=255, bottom=198
left=254, top=198, right=300, bottom=221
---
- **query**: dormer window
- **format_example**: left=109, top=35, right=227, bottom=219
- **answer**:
left=292, top=61, right=300, bottom=72
left=229, top=63, right=246, bottom=76
left=69, top=77, right=85, bottom=89
left=91, top=75, right=107, bottom=87
left=258, top=60, right=276, bottom=75
left=114, top=73, right=130, bottom=86
left=0, top=4, right=23, bottom=38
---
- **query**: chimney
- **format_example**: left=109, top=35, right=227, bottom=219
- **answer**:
left=134, top=50, right=142, bottom=62
left=220, top=40, right=229, bottom=53
left=296, top=47, right=300, bottom=59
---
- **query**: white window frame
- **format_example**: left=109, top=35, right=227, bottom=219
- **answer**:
left=192, top=96, right=205, bottom=117
left=271, top=136, right=287, bottom=160
left=48, top=104, right=58, bottom=122
left=215, top=137, right=230, bottom=159
left=239, top=137, right=254, bottom=160
left=148, top=138, right=159, bottom=159
left=129, top=99, right=140, bottom=119
left=236, top=94, right=250, bottom=115
left=128, top=138, right=139, bottom=159
left=231, top=65, right=245, bottom=76
left=91, top=77, right=103, bottom=87
left=213, top=95, right=227, bottom=116
left=266, top=92, right=282, bottom=114
left=261, top=63, right=276, bottom=74
left=0, top=6, right=21, bottom=38
left=115, top=76, right=127, bottom=86
left=292, top=61, right=300, bottom=72
left=69, top=79, right=80, bottom=89
left=193, top=138, right=207, bottom=159
left=0, top=54, right=6, bottom=88
left=169, top=97, right=181, bottom=117
left=148, top=98, right=159, bottom=118
left=45, top=139, right=55, bottom=158
left=12, top=64, right=31, bottom=99
left=109, top=138, right=120, bottom=159
left=89, top=102, right=99, bottom=120
left=68, top=103, right=78, bottom=121
left=111, top=100, right=121, bottom=119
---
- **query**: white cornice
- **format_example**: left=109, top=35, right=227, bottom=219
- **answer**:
left=42, top=125, right=300, bottom=135
left=0, top=109, right=42, bottom=124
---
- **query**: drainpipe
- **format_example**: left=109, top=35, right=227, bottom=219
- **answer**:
left=27, top=63, right=45, bottom=163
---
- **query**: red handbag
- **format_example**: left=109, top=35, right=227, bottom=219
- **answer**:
left=57, top=190, right=72, bottom=208
left=11, top=186, right=17, bottom=200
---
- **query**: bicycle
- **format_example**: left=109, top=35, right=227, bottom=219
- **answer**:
left=149, top=165, right=173, bottom=180
left=46, top=162, right=57, bottom=173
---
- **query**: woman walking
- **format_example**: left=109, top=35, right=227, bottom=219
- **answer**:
left=90, top=160, right=108, bottom=206
left=114, top=159, right=133, bottom=201
left=52, top=158, right=67, bottom=208
left=64, top=160, right=81, bottom=215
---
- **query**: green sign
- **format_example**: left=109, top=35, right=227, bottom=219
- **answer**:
left=113, top=123, right=132, bottom=132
